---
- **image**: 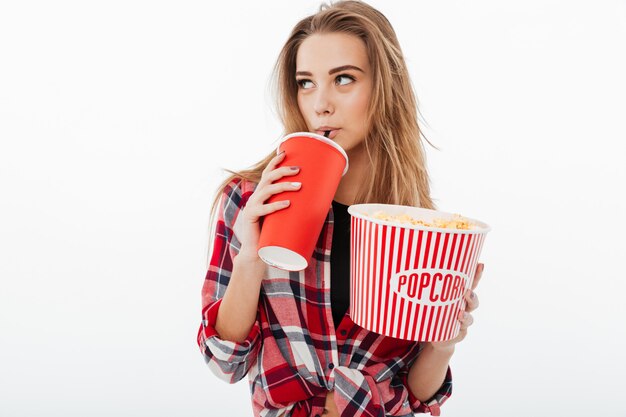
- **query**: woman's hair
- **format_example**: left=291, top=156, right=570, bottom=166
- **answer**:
left=209, top=0, right=434, bottom=232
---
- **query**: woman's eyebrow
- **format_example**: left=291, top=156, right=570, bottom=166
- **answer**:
left=295, top=65, right=365, bottom=77
left=328, top=65, right=364, bottom=75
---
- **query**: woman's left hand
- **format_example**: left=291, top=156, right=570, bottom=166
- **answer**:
left=428, top=262, right=485, bottom=351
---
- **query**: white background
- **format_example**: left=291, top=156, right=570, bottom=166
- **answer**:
left=1, top=1, right=625, bottom=416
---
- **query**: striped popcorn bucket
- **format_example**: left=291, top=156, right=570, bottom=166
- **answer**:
left=347, top=204, right=490, bottom=342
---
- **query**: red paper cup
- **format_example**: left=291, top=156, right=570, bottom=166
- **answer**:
left=347, top=204, right=490, bottom=342
left=258, top=132, right=348, bottom=271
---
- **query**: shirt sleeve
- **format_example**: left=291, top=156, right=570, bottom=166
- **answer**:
left=196, top=179, right=262, bottom=384
left=399, top=366, right=453, bottom=416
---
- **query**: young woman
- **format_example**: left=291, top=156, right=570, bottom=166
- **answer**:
left=197, top=2, right=484, bottom=416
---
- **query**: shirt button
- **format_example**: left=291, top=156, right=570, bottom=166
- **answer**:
left=328, top=363, right=335, bottom=370
left=340, top=329, right=347, bottom=336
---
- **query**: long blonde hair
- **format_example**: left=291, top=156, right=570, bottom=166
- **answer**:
left=209, top=0, right=434, bottom=234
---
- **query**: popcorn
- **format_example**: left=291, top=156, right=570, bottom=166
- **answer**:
left=367, top=211, right=476, bottom=230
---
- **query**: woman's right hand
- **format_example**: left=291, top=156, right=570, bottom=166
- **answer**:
left=237, top=151, right=301, bottom=260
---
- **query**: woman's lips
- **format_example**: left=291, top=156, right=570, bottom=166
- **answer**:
left=316, top=129, right=340, bottom=139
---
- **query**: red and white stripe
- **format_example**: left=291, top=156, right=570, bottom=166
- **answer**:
left=350, top=217, right=488, bottom=342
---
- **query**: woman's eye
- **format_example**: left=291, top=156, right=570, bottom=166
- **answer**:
left=335, top=75, right=355, bottom=86
left=297, top=79, right=314, bottom=89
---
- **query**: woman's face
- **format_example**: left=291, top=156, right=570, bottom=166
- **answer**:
left=295, top=32, right=373, bottom=154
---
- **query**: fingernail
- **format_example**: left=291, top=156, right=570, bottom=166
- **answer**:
left=463, top=312, right=469, bottom=319
left=278, top=150, right=286, bottom=156
left=290, top=166, right=300, bottom=171
left=471, top=291, right=476, bottom=299
left=291, top=182, right=301, bottom=187
left=282, top=200, right=290, bottom=206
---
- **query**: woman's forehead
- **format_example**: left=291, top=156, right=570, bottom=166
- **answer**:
left=296, top=33, right=369, bottom=73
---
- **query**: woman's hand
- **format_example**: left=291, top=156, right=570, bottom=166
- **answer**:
left=237, top=151, right=301, bottom=260
left=428, top=263, right=485, bottom=352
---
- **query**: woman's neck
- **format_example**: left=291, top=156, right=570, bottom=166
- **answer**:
left=334, top=146, right=368, bottom=206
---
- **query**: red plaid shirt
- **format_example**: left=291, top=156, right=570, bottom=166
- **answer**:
left=197, top=179, right=452, bottom=417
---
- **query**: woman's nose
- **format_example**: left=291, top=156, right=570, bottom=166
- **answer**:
left=313, top=89, right=334, bottom=116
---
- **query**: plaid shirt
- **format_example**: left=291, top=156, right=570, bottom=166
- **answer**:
left=197, top=179, right=452, bottom=417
